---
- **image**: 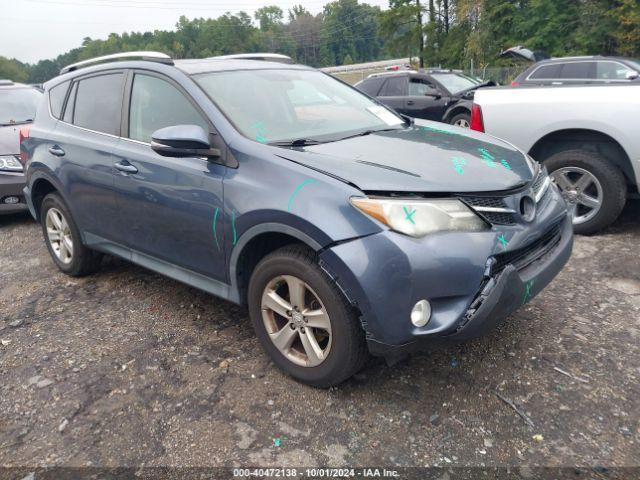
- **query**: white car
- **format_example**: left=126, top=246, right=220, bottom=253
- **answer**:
left=472, top=83, right=640, bottom=234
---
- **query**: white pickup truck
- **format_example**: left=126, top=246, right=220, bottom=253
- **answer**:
left=472, top=84, right=639, bottom=234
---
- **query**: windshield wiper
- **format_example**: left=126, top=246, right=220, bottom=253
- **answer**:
left=336, top=127, right=404, bottom=142
left=269, top=138, right=322, bottom=147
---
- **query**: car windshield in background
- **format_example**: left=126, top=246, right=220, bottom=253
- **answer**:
left=194, top=69, right=404, bottom=144
left=429, top=73, right=479, bottom=94
left=0, top=88, right=42, bottom=125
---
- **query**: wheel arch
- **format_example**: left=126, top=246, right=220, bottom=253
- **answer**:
left=443, top=104, right=471, bottom=123
left=230, top=223, right=323, bottom=305
left=528, top=128, right=636, bottom=191
left=30, top=173, right=65, bottom=222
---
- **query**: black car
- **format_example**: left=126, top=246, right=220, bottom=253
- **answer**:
left=354, top=69, right=493, bottom=128
left=502, top=48, right=640, bottom=86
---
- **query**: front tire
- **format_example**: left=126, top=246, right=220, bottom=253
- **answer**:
left=248, top=245, right=368, bottom=387
left=40, top=193, right=102, bottom=276
left=544, top=149, right=626, bottom=235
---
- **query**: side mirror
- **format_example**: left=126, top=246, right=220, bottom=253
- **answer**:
left=151, top=125, right=220, bottom=158
left=424, top=87, right=441, bottom=98
left=626, top=70, right=639, bottom=80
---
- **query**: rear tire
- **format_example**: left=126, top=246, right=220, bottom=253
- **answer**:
left=40, top=193, right=102, bottom=276
left=248, top=245, right=368, bottom=387
left=544, top=149, right=626, bottom=235
left=449, top=112, right=471, bottom=128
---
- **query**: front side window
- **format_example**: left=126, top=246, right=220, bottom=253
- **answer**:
left=129, top=74, right=208, bottom=143
left=195, top=69, right=403, bottom=144
left=596, top=61, right=634, bottom=80
left=72, top=73, right=124, bottom=135
left=0, top=87, right=42, bottom=125
left=408, top=78, right=434, bottom=96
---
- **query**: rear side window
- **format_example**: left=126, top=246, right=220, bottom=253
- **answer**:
left=49, top=81, right=69, bottom=119
left=528, top=64, right=562, bottom=80
left=128, top=74, right=208, bottom=143
left=72, top=73, right=124, bottom=135
left=358, top=77, right=385, bottom=96
left=559, top=62, right=595, bottom=79
left=379, top=76, right=406, bottom=96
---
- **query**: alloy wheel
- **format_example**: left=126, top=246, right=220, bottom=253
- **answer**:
left=550, top=167, right=603, bottom=225
left=261, top=275, right=332, bottom=367
left=454, top=118, right=470, bottom=128
left=45, top=207, right=74, bottom=264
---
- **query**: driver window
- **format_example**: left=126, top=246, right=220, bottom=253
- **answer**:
left=596, top=61, right=633, bottom=80
left=408, top=78, right=434, bottom=96
left=129, top=74, right=209, bottom=143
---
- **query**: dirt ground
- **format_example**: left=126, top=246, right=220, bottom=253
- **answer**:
left=1, top=202, right=639, bottom=477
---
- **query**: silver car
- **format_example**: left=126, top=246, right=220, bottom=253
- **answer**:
left=0, top=80, right=42, bottom=214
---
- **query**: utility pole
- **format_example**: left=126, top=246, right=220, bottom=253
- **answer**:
left=416, top=0, right=424, bottom=68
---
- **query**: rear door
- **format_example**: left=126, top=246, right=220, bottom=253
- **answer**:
left=53, top=71, right=124, bottom=240
left=376, top=76, right=407, bottom=114
left=403, top=76, right=447, bottom=120
left=111, top=70, right=227, bottom=281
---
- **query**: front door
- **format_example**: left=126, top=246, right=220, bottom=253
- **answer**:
left=111, top=71, right=227, bottom=281
left=403, top=77, right=447, bottom=121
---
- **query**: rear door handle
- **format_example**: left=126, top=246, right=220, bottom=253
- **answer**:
left=406, top=100, right=415, bottom=106
left=48, top=145, right=65, bottom=157
left=114, top=161, right=138, bottom=174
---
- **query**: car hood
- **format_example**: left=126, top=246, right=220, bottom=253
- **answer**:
left=275, top=121, right=535, bottom=193
left=0, top=124, right=21, bottom=155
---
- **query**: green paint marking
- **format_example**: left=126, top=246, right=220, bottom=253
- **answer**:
left=421, top=125, right=458, bottom=136
left=231, top=210, right=237, bottom=246
left=522, top=279, right=535, bottom=305
left=478, top=148, right=495, bottom=160
left=252, top=121, right=267, bottom=143
left=403, top=206, right=416, bottom=224
left=500, top=159, right=512, bottom=170
left=212, top=207, right=221, bottom=251
left=451, top=156, right=466, bottom=175
left=287, top=179, right=318, bottom=212
left=498, top=234, right=508, bottom=249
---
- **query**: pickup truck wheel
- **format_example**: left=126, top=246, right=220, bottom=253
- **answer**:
left=40, top=193, right=103, bottom=276
left=545, top=149, right=626, bottom=235
left=450, top=112, right=471, bottom=128
left=248, top=245, right=368, bottom=387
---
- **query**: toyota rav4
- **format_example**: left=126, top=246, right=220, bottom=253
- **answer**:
left=22, top=52, right=573, bottom=387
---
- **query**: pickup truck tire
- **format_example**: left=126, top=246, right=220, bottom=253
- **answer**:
left=248, top=244, right=368, bottom=388
left=449, top=112, right=471, bottom=128
left=544, top=149, right=626, bottom=235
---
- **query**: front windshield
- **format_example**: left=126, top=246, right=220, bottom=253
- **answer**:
left=429, top=73, right=479, bottom=94
left=194, top=69, right=404, bottom=144
left=0, top=88, right=42, bottom=125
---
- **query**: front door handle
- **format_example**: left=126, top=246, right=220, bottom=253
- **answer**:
left=48, top=145, right=65, bottom=157
left=406, top=100, right=415, bottom=106
left=114, top=161, right=138, bottom=174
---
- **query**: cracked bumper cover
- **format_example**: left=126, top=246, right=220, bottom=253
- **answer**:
left=319, top=193, right=573, bottom=362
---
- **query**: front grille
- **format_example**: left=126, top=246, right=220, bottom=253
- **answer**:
left=460, top=196, right=516, bottom=225
left=491, top=221, right=563, bottom=275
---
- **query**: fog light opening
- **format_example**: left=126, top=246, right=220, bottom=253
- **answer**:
left=3, top=196, right=20, bottom=205
left=410, top=299, right=431, bottom=327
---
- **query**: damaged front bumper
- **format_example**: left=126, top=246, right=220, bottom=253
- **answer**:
left=319, top=187, right=573, bottom=363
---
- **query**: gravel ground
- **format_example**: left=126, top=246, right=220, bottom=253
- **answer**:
left=1, top=202, right=639, bottom=476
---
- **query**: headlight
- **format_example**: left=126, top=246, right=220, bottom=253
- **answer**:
left=0, top=155, right=23, bottom=172
left=350, top=197, right=488, bottom=237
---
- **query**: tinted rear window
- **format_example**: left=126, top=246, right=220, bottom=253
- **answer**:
left=0, top=87, right=42, bottom=125
left=559, top=62, right=594, bottom=79
left=49, top=81, right=69, bottom=119
left=358, top=77, right=385, bottom=96
left=379, top=76, right=406, bottom=96
left=72, top=73, right=124, bottom=135
left=529, top=64, right=562, bottom=79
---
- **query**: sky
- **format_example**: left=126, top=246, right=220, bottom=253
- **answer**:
left=1, top=0, right=390, bottom=64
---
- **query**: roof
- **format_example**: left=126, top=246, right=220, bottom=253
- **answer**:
left=174, top=58, right=312, bottom=75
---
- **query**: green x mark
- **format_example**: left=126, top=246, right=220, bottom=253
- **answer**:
left=522, top=280, right=535, bottom=305
left=498, top=234, right=508, bottom=249
left=403, top=206, right=417, bottom=224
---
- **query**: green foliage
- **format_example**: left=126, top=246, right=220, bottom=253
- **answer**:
left=2, top=0, right=639, bottom=84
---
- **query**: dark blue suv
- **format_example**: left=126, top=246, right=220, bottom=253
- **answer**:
left=22, top=52, right=573, bottom=387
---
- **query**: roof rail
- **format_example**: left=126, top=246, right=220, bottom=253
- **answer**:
left=60, top=51, right=173, bottom=75
left=209, top=53, right=294, bottom=64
